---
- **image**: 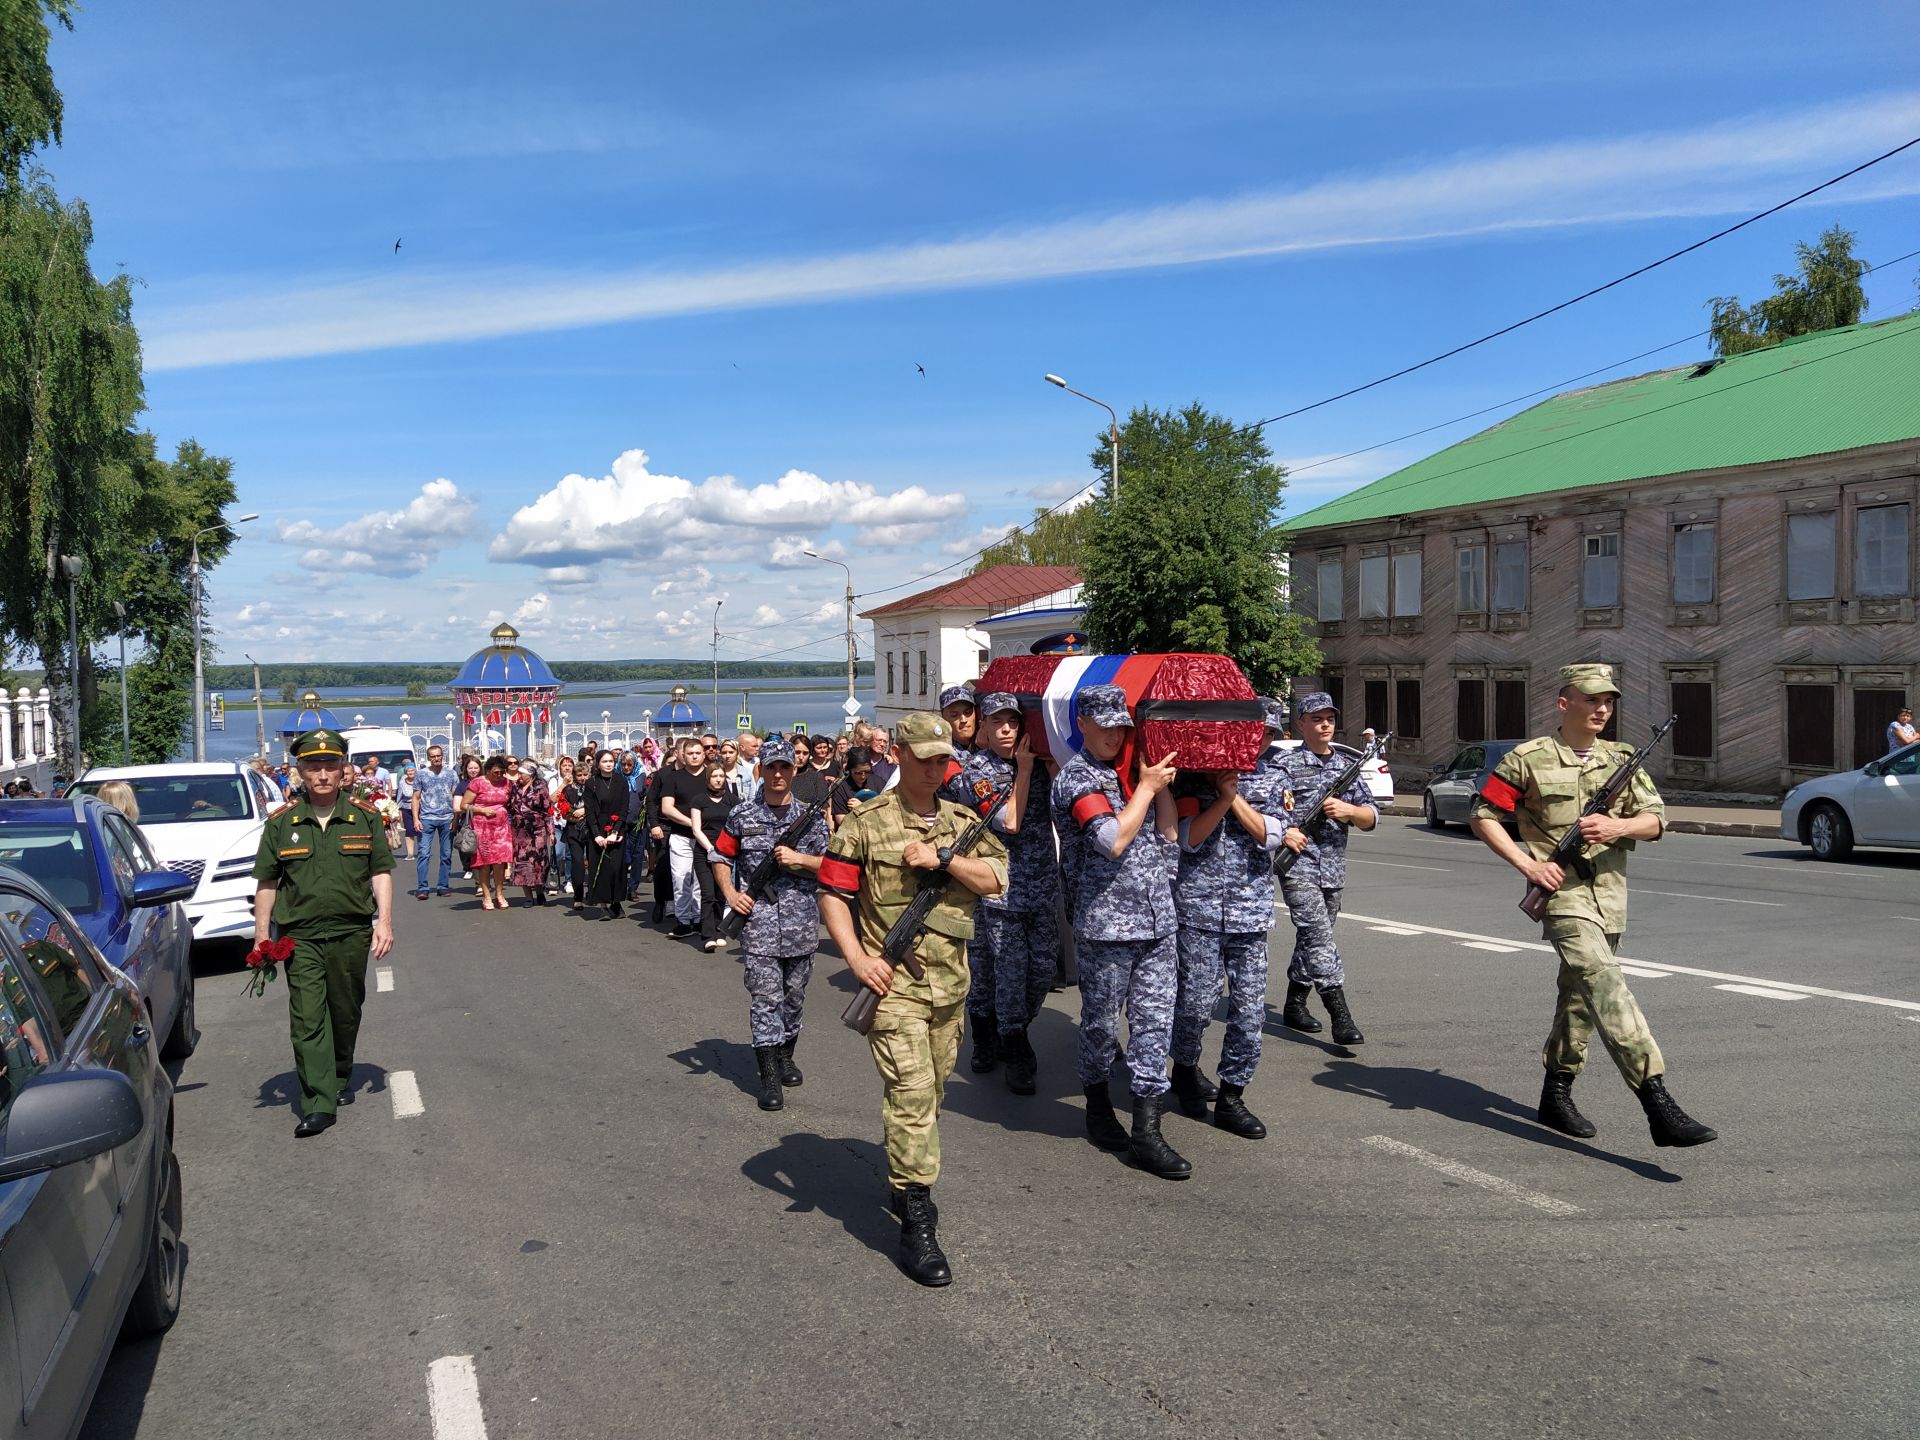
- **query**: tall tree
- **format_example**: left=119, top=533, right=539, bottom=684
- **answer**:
left=1708, top=226, right=1869, bottom=356
left=973, top=496, right=1095, bottom=572
left=1078, top=403, right=1318, bottom=695
left=0, top=0, right=74, bottom=184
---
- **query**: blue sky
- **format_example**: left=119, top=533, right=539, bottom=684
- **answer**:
left=43, top=1, right=1920, bottom=663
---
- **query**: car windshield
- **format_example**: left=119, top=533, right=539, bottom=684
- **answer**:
left=350, top=751, right=416, bottom=775
left=72, top=775, right=252, bottom=823
left=0, top=825, right=102, bottom=913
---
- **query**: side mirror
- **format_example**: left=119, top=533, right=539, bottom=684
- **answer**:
left=1862, top=761, right=1881, bottom=778
left=131, top=869, right=198, bottom=907
left=0, top=1069, right=144, bottom=1182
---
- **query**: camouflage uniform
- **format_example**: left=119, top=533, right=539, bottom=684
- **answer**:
left=714, top=796, right=831, bottom=1049
left=952, top=739, right=1059, bottom=1041
left=1274, top=746, right=1375, bottom=991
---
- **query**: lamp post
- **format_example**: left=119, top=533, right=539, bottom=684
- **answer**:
left=804, top=548, right=856, bottom=720
left=1044, top=374, right=1121, bottom=499
left=112, top=601, right=130, bottom=764
left=191, top=512, right=259, bottom=761
left=601, top=710, right=611, bottom=746
left=710, top=599, right=723, bottom=712
left=244, top=652, right=267, bottom=758
left=59, top=556, right=84, bottom=774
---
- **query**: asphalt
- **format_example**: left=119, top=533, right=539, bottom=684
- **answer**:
left=81, top=820, right=1920, bottom=1440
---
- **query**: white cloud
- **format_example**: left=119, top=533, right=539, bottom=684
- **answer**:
left=651, top=564, right=714, bottom=596
left=145, top=93, right=1920, bottom=369
left=541, top=565, right=595, bottom=587
left=940, top=523, right=1020, bottom=557
left=767, top=536, right=847, bottom=568
left=749, top=604, right=783, bottom=626
left=275, top=478, right=479, bottom=577
left=512, top=593, right=552, bottom=627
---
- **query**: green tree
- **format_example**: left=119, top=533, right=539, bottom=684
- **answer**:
left=1708, top=226, right=1869, bottom=356
left=405, top=679, right=428, bottom=699
left=1078, top=403, right=1317, bottom=695
left=0, top=0, right=74, bottom=184
left=279, top=680, right=298, bottom=704
left=973, top=496, right=1095, bottom=572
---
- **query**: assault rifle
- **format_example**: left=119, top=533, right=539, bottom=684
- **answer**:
left=1517, top=715, right=1677, bottom=922
left=1274, top=732, right=1391, bottom=879
left=717, top=801, right=825, bottom=940
left=841, top=782, right=1015, bottom=1036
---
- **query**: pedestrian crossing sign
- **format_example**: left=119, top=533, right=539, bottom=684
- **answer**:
left=792, top=721, right=809, bottom=735
left=736, top=713, right=751, bottom=731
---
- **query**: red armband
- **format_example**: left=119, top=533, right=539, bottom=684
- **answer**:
left=1175, top=796, right=1201, bottom=820
left=714, top=829, right=739, bottom=860
left=1478, top=774, right=1521, bottom=814
left=817, top=854, right=863, bottom=894
left=1071, top=792, right=1114, bottom=828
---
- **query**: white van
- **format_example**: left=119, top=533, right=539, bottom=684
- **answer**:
left=341, top=725, right=420, bottom=777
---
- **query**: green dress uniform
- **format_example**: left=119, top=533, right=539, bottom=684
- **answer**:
left=253, top=730, right=393, bottom=1119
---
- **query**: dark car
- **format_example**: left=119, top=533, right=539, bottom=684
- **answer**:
left=0, top=798, right=196, bottom=1061
left=1422, top=741, right=1523, bottom=828
left=0, top=863, right=187, bottom=1439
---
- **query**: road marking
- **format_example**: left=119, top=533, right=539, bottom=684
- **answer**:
left=1714, top=983, right=1808, bottom=1001
left=1896, top=916, right=1920, bottom=923
left=1341, top=911, right=1920, bottom=1014
left=1368, top=925, right=1424, bottom=936
left=428, top=1355, right=489, bottom=1440
left=375, top=966, right=395, bottom=992
left=390, top=1070, right=425, bottom=1119
left=1617, top=964, right=1672, bottom=978
left=1362, top=1136, right=1581, bottom=1217
left=1349, top=858, right=1452, bottom=872
left=1460, top=940, right=1521, bottom=953
left=1636, top=888, right=1784, bottom=907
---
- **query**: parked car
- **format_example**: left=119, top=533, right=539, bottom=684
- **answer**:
left=1779, top=740, right=1920, bottom=860
left=1345, top=738, right=1395, bottom=803
left=0, top=863, right=186, bottom=1439
left=0, top=796, right=197, bottom=1059
left=1423, top=741, right=1524, bottom=828
left=68, top=762, right=280, bottom=944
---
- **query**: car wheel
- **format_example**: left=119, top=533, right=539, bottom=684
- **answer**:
left=122, top=1141, right=184, bottom=1338
left=1424, top=792, right=1446, bottom=829
left=1806, top=803, right=1854, bottom=861
left=160, top=970, right=196, bottom=1060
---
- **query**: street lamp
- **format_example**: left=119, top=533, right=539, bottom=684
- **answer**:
left=1044, top=373, right=1121, bottom=499
left=710, top=599, right=724, bottom=712
left=191, top=512, right=259, bottom=761
left=244, top=652, right=267, bottom=758
left=59, top=555, right=84, bottom=774
left=112, top=600, right=130, bottom=764
left=804, top=548, right=857, bottom=719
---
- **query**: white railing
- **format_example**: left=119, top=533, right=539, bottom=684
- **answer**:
left=370, top=713, right=700, bottom=764
left=1, top=687, right=57, bottom=793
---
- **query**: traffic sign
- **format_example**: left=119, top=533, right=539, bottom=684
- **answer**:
left=209, top=692, right=225, bottom=731
left=736, top=713, right=752, bottom=731
left=841, top=695, right=862, bottom=717
left=792, top=721, right=809, bottom=735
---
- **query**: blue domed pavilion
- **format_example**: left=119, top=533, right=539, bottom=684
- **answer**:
left=278, top=690, right=341, bottom=740
left=653, top=684, right=707, bottom=738
left=451, top=623, right=563, bottom=757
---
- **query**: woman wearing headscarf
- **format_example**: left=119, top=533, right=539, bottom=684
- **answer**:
left=581, top=748, right=630, bottom=920
left=508, top=762, right=554, bottom=905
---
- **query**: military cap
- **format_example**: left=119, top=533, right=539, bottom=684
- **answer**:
left=759, top=735, right=797, bottom=767
left=1260, top=696, right=1289, bottom=732
left=1560, top=663, right=1622, bottom=697
left=896, top=711, right=957, bottom=759
left=1075, top=684, right=1133, bottom=729
left=938, top=683, right=976, bottom=711
left=290, top=728, right=348, bottom=761
left=1294, top=690, right=1338, bottom=718
left=976, top=691, right=1022, bottom=719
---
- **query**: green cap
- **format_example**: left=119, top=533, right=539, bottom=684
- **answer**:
left=1560, top=663, right=1621, bottom=697
left=290, top=727, right=349, bottom=760
left=895, top=711, right=956, bottom=759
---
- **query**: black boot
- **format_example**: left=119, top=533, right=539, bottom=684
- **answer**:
left=1169, top=1062, right=1216, bottom=1120
left=969, top=1021, right=997, bottom=1074
left=1083, top=1083, right=1130, bottom=1151
left=893, top=1184, right=952, bottom=1287
left=1213, top=1082, right=1267, bottom=1140
left=1130, top=1093, right=1193, bottom=1179
left=1321, top=984, right=1364, bottom=1045
left=777, top=1037, right=803, bottom=1087
left=1003, top=1031, right=1036, bottom=1095
left=1281, top=980, right=1323, bottom=1033
left=1637, top=1075, right=1717, bottom=1148
left=753, top=1047, right=784, bottom=1112
left=1538, top=1069, right=1596, bottom=1138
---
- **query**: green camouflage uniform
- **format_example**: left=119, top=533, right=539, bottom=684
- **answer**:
left=1474, top=729, right=1667, bottom=1087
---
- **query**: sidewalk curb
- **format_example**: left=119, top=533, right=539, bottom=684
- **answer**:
left=1382, top=802, right=1779, bottom=839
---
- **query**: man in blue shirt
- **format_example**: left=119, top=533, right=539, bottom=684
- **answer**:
left=410, top=744, right=459, bottom=898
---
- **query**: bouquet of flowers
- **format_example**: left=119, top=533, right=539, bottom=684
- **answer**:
left=374, top=795, right=401, bottom=826
left=242, top=935, right=295, bottom=997
left=555, top=795, right=573, bottom=820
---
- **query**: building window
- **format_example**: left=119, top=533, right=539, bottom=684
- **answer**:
left=1583, top=534, right=1620, bottom=608
left=1395, top=678, right=1423, bottom=738
left=1785, top=684, right=1836, bottom=769
left=1359, top=555, right=1389, bottom=619
left=1456, top=547, right=1485, bottom=612
left=1672, top=522, right=1715, bottom=603
left=885, top=653, right=895, bottom=694
left=918, top=650, right=928, bottom=696
left=1493, top=541, right=1527, bottom=612
left=1456, top=679, right=1487, bottom=742
left=1391, top=552, right=1422, bottom=617
left=1786, top=511, right=1836, bottom=600
left=1363, top=679, right=1389, bottom=732
left=1854, top=503, right=1911, bottom=597
left=1852, top=687, right=1908, bottom=768
left=1317, top=557, right=1343, bottom=622
left=1493, top=679, right=1527, bottom=738
left=1670, top=681, right=1714, bottom=759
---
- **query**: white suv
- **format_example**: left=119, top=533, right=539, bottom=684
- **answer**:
left=69, top=762, right=281, bottom=943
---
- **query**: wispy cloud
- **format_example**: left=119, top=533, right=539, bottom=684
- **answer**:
left=144, top=93, right=1920, bottom=370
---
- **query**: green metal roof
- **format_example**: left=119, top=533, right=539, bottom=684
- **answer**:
left=1286, top=309, right=1920, bottom=531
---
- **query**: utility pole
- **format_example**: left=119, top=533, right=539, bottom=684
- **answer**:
left=60, top=556, right=84, bottom=775
left=804, top=549, right=857, bottom=722
left=710, top=599, right=723, bottom=713
left=245, top=653, right=267, bottom=757
left=190, top=512, right=258, bottom=761
left=112, top=601, right=130, bottom=763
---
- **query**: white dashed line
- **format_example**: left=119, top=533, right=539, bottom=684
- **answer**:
left=1362, top=1136, right=1582, bottom=1217
left=1368, top=925, right=1424, bottom=936
left=1349, top=858, right=1453, bottom=873
left=428, top=1355, right=489, bottom=1440
left=1460, top=940, right=1521, bottom=953
left=1714, top=983, right=1808, bottom=1002
left=375, top=966, right=395, bottom=992
left=389, top=1069, right=425, bottom=1118
left=1617, top=964, right=1673, bottom=979
left=1636, top=888, right=1784, bottom=906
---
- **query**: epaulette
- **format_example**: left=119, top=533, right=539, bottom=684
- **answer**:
left=1507, top=736, right=1558, bottom=760
left=267, top=803, right=292, bottom=819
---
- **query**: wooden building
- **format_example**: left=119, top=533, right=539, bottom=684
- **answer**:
left=1286, top=310, right=1920, bottom=799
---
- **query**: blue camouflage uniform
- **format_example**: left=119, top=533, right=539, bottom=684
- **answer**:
left=1171, top=763, right=1288, bottom=1086
left=1274, top=738, right=1376, bottom=992
left=1052, top=686, right=1180, bottom=1099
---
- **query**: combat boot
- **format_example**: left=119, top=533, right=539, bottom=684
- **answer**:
left=1321, top=984, right=1364, bottom=1045
left=1083, top=1083, right=1130, bottom=1151
left=893, top=1184, right=952, bottom=1287
left=752, top=1047, right=784, bottom=1112
left=1129, top=1093, right=1193, bottom=1180
left=1003, top=1031, right=1036, bottom=1096
left=969, top=1020, right=998, bottom=1074
left=1281, top=981, right=1323, bottom=1033
left=1169, top=1062, right=1215, bottom=1120
left=1637, top=1076, right=1718, bottom=1148
left=1537, top=1069, right=1596, bottom=1138
left=776, top=1037, right=803, bottom=1087
left=1213, top=1082, right=1267, bottom=1140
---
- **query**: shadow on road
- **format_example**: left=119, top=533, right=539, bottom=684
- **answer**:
left=667, top=1036, right=759, bottom=1100
left=1312, top=1059, right=1681, bottom=1182
left=1744, top=844, right=1920, bottom=870
left=943, top=1009, right=1099, bottom=1144
left=77, top=1326, right=168, bottom=1440
left=254, top=1061, right=389, bottom=1115
left=740, top=1133, right=897, bottom=1260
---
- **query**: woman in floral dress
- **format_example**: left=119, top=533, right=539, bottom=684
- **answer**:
left=508, top=763, right=554, bottom=905
left=462, top=754, right=515, bottom=910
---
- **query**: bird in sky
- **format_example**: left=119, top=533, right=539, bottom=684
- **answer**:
left=915, top=363, right=926, bottom=377
left=393, top=238, right=402, bottom=254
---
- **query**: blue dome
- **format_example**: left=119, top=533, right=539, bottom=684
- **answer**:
left=654, top=686, right=707, bottom=727
left=451, top=623, right=559, bottom=690
left=278, top=692, right=341, bottom=738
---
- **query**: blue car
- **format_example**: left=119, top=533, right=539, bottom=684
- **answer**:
left=0, top=798, right=198, bottom=1061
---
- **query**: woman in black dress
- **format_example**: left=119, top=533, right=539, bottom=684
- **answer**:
left=581, top=749, right=629, bottom=920
left=555, top=756, right=590, bottom=907
left=689, top=763, right=738, bottom=952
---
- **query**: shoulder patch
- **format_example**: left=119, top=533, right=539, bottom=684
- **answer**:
left=1508, top=737, right=1556, bottom=760
left=267, top=803, right=292, bottom=819
left=354, top=799, right=380, bottom=815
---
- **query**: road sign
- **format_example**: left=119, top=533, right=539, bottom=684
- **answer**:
left=209, top=692, right=225, bottom=731
left=736, top=713, right=752, bottom=731
left=792, top=721, right=809, bottom=735
left=841, top=695, right=862, bottom=717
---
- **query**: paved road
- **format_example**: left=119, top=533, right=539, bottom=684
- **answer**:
left=82, top=820, right=1919, bottom=1439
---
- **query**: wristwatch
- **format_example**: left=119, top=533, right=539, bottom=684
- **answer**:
left=935, top=846, right=954, bottom=871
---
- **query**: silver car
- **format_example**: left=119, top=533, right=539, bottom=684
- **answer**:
left=1422, top=741, right=1522, bottom=828
left=1779, top=740, right=1920, bottom=860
